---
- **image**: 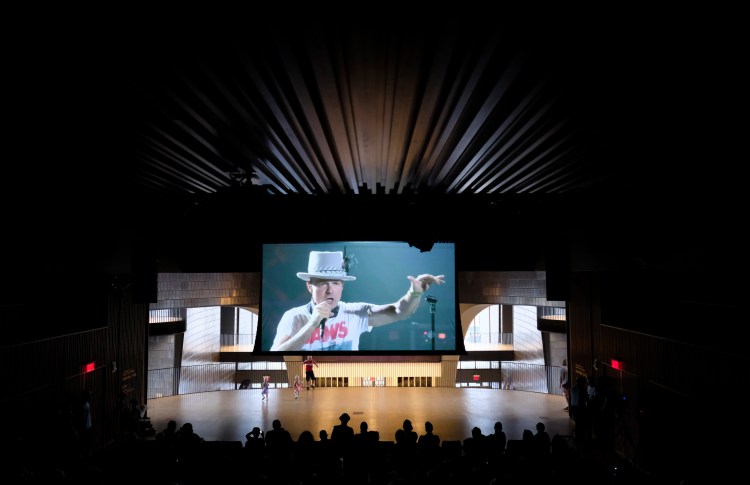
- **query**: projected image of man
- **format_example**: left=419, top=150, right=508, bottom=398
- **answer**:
left=270, top=251, right=444, bottom=352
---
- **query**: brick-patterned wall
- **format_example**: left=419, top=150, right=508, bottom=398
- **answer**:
left=150, top=272, right=260, bottom=310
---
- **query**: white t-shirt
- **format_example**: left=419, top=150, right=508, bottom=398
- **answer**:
left=274, top=301, right=373, bottom=351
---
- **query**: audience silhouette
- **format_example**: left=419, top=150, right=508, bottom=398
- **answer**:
left=315, top=428, right=342, bottom=480
left=462, top=425, right=488, bottom=466
left=21, top=403, right=655, bottom=484
left=244, top=425, right=266, bottom=464
left=264, top=418, right=293, bottom=474
left=400, top=418, right=418, bottom=446
left=331, top=412, right=354, bottom=462
left=486, top=420, right=507, bottom=465
left=532, top=421, right=552, bottom=471
left=155, top=418, right=178, bottom=455
left=570, top=375, right=591, bottom=446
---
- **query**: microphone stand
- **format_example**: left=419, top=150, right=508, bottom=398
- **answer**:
left=425, top=295, right=437, bottom=351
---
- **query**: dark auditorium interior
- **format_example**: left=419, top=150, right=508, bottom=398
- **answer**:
left=2, top=7, right=744, bottom=484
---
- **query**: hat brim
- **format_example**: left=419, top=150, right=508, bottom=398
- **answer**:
left=297, top=272, right=356, bottom=281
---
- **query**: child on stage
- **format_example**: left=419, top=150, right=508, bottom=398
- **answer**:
left=293, top=375, right=302, bottom=399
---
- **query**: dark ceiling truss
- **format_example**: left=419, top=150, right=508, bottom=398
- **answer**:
left=112, top=17, right=630, bottom=210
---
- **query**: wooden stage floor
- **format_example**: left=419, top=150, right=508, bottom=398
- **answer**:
left=147, top=387, right=573, bottom=444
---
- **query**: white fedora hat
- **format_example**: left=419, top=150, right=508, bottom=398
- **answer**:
left=296, top=251, right=356, bottom=281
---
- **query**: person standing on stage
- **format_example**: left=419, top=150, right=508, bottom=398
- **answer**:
left=560, top=359, right=570, bottom=412
left=293, top=375, right=302, bottom=399
left=303, top=355, right=318, bottom=390
left=261, top=375, right=270, bottom=401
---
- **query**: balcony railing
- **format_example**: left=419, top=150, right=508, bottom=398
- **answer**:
left=147, top=361, right=565, bottom=399
left=219, top=333, right=256, bottom=352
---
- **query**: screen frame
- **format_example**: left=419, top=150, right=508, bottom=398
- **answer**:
left=256, top=240, right=462, bottom=356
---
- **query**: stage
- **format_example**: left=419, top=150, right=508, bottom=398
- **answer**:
left=147, top=386, right=572, bottom=444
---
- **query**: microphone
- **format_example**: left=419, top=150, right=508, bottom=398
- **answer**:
left=320, top=306, right=338, bottom=337
left=425, top=295, right=437, bottom=315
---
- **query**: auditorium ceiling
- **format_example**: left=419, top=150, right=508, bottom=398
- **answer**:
left=6, top=8, right=743, bottom=272
left=112, top=17, right=619, bottom=201
left=15, top=11, right=729, bottom=210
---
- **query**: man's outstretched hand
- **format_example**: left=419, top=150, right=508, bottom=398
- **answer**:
left=407, top=274, right=445, bottom=293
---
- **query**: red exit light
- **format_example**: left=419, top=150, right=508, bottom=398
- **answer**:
left=83, top=362, right=96, bottom=373
left=611, top=358, right=623, bottom=370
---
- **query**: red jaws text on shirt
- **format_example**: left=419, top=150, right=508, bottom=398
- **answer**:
left=307, top=320, right=347, bottom=344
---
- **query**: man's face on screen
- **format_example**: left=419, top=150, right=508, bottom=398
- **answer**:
left=308, top=278, right=344, bottom=308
